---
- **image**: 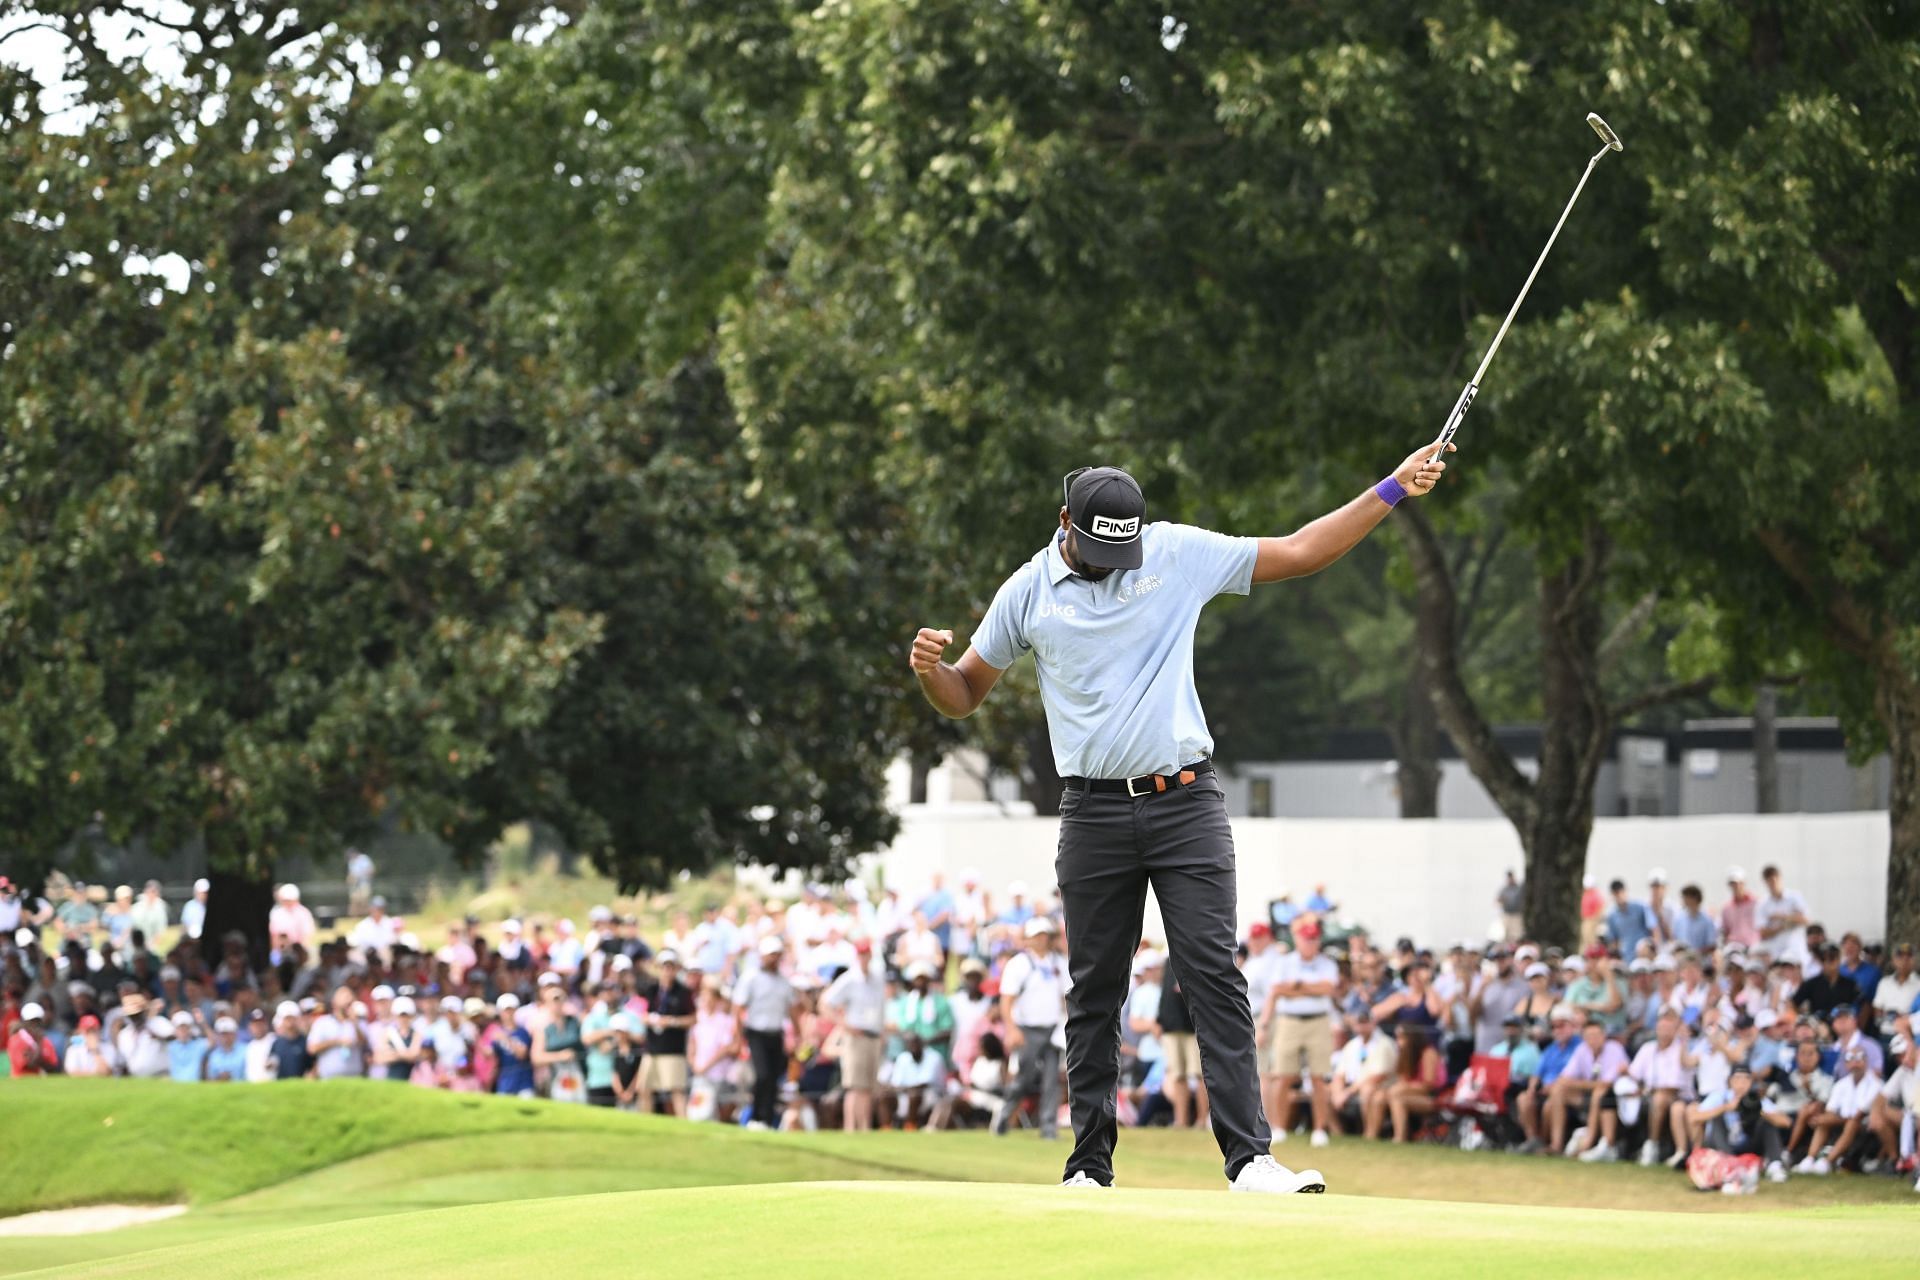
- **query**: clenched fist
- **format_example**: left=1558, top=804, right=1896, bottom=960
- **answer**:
left=1391, top=440, right=1455, bottom=496
left=909, top=627, right=954, bottom=677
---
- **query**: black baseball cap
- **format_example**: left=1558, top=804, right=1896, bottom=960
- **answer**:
left=1064, top=466, right=1146, bottom=570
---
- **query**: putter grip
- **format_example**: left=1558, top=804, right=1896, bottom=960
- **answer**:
left=1428, top=382, right=1477, bottom=465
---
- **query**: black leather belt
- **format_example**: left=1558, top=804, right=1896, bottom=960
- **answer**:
left=1065, top=760, right=1214, bottom=797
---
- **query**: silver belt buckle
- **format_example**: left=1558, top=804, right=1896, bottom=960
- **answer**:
left=1126, top=773, right=1154, bottom=798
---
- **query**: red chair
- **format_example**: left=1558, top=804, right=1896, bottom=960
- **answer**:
left=1439, top=1054, right=1512, bottom=1149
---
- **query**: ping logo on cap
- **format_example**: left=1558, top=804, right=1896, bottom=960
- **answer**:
left=1090, top=515, right=1140, bottom=539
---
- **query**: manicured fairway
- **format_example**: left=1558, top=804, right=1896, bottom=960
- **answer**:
left=4, top=1081, right=1913, bottom=1278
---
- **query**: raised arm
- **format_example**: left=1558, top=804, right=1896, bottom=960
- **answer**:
left=1252, top=443, right=1452, bottom=584
left=909, top=632, right=1006, bottom=719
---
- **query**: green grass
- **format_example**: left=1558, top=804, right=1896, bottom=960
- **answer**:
left=18, top=1183, right=1920, bottom=1280
left=5, top=1080, right=1915, bottom=1279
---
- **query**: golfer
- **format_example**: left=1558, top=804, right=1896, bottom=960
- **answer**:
left=909, top=443, right=1450, bottom=1192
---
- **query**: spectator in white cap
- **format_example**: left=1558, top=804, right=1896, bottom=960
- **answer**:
left=243, top=1009, right=276, bottom=1082
left=610, top=1012, right=646, bottom=1110
left=1720, top=868, right=1759, bottom=950
left=890, top=959, right=956, bottom=1062
left=167, top=1010, right=210, bottom=1082
left=375, top=996, right=426, bottom=1081
left=497, top=917, right=532, bottom=974
left=1797, top=1045, right=1881, bottom=1174
left=268, top=883, right=316, bottom=950
left=7, top=1002, right=59, bottom=1075
left=490, top=993, right=536, bottom=1097
left=205, top=1016, right=248, bottom=1082
left=548, top=919, right=584, bottom=978
left=267, top=1001, right=310, bottom=1079
left=993, top=916, right=1068, bottom=1140
left=180, top=878, right=210, bottom=941
left=733, top=934, right=799, bottom=1129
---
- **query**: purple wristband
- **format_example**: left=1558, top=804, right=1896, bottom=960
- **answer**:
left=1374, top=476, right=1408, bottom=508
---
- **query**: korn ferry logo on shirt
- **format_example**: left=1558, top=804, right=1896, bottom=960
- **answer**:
left=1090, top=515, right=1139, bottom=539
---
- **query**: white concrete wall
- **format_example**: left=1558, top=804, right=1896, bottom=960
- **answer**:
left=872, top=808, right=1894, bottom=946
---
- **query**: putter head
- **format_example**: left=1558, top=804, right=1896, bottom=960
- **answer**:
left=1587, top=113, right=1623, bottom=152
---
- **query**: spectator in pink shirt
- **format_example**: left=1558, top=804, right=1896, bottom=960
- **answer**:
left=1627, top=1008, right=1689, bottom=1166
left=267, top=884, right=317, bottom=951
left=1719, top=868, right=1759, bottom=950
left=1554, top=1019, right=1630, bottom=1162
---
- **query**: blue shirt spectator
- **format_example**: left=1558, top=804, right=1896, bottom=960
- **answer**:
left=1538, top=1035, right=1580, bottom=1087
left=167, top=1029, right=210, bottom=1082
left=494, top=1025, right=535, bottom=1095
left=1603, top=882, right=1655, bottom=955
left=1492, top=1034, right=1542, bottom=1082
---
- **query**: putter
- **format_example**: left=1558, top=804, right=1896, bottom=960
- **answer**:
left=1427, top=113, right=1624, bottom=464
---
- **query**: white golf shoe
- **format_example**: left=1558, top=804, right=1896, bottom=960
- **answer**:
left=1060, top=1171, right=1109, bottom=1188
left=1310, top=1130, right=1330, bottom=1149
left=1231, top=1154, right=1326, bottom=1194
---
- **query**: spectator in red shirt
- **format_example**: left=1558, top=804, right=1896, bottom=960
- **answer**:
left=8, top=1001, right=60, bottom=1076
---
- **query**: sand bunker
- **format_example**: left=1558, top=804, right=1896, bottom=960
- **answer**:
left=0, top=1204, right=187, bottom=1236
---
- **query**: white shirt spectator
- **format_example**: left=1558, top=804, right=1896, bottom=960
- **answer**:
left=999, top=949, right=1069, bottom=1027
left=1692, top=1035, right=1733, bottom=1100
left=307, top=1012, right=365, bottom=1079
left=895, top=926, right=943, bottom=969
left=890, top=1045, right=947, bottom=1092
left=953, top=888, right=988, bottom=956
left=822, top=963, right=887, bottom=1034
left=1875, top=971, right=1920, bottom=1021
left=1628, top=1038, right=1688, bottom=1092
left=1757, top=887, right=1810, bottom=966
left=1129, top=980, right=1163, bottom=1063
left=116, top=1019, right=170, bottom=1078
left=1270, top=950, right=1339, bottom=1017
left=1334, top=1026, right=1398, bottom=1084
left=548, top=933, right=585, bottom=976
left=1827, top=1069, right=1882, bottom=1120
left=1881, top=1064, right=1918, bottom=1113
left=350, top=913, right=398, bottom=956
left=64, top=1036, right=117, bottom=1076
left=245, top=1030, right=278, bottom=1082
left=805, top=938, right=858, bottom=979
left=179, top=895, right=207, bottom=941
left=1242, top=946, right=1285, bottom=1020
left=268, top=901, right=317, bottom=949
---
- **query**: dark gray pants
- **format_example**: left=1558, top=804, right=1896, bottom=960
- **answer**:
left=996, top=1025, right=1062, bottom=1137
left=1055, top=774, right=1270, bottom=1184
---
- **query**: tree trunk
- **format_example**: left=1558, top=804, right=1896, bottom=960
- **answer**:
left=909, top=753, right=934, bottom=806
left=1524, top=533, right=1612, bottom=949
left=1753, top=684, right=1780, bottom=812
left=1885, top=676, right=1920, bottom=947
left=1394, top=667, right=1441, bottom=818
left=198, top=865, right=277, bottom=970
left=1401, top=506, right=1615, bottom=950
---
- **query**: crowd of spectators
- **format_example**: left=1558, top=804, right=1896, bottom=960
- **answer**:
left=4, top=863, right=1916, bottom=1196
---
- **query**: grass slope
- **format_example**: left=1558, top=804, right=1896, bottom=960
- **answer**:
left=21, top=1182, right=1918, bottom=1280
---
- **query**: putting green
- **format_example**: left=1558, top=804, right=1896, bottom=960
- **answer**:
left=19, top=1181, right=1919, bottom=1280
left=6, top=1081, right=1915, bottom=1278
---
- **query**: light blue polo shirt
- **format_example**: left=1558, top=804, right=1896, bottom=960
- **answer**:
left=971, top=522, right=1256, bottom=779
